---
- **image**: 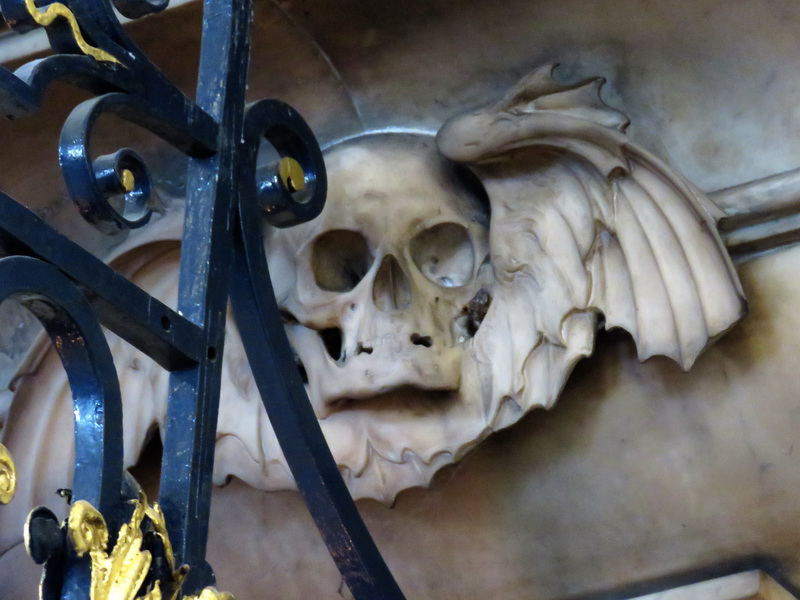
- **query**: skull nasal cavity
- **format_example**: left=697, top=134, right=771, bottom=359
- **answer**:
left=373, top=255, right=412, bottom=312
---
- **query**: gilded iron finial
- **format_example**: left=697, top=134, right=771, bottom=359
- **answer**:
left=64, top=491, right=233, bottom=600
left=68, top=496, right=153, bottom=599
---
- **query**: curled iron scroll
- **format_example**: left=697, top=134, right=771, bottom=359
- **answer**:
left=60, top=92, right=217, bottom=234
left=0, top=256, right=127, bottom=598
left=242, top=99, right=327, bottom=228
left=0, top=256, right=124, bottom=519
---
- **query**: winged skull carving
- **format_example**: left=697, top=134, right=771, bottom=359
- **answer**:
left=0, top=63, right=746, bottom=555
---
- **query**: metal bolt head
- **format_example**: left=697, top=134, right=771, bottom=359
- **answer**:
left=121, top=168, right=136, bottom=193
left=278, top=157, right=306, bottom=192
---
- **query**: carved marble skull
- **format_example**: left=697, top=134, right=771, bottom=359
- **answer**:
left=256, top=61, right=748, bottom=500
left=266, top=135, right=491, bottom=420
left=0, top=67, right=748, bottom=511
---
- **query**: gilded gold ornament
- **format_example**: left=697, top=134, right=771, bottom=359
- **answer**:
left=278, top=156, right=306, bottom=192
left=24, top=0, right=121, bottom=64
left=120, top=169, right=136, bottom=193
left=0, top=443, right=16, bottom=504
left=67, top=500, right=108, bottom=555
left=67, top=494, right=153, bottom=600
left=64, top=491, right=232, bottom=600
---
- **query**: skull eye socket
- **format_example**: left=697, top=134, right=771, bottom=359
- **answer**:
left=410, top=223, right=475, bottom=288
left=312, top=230, right=374, bottom=292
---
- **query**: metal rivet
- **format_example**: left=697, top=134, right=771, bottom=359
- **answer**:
left=121, top=169, right=135, bottom=193
left=278, top=157, right=306, bottom=193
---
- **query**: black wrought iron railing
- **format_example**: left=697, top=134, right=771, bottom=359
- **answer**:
left=0, top=1, right=404, bottom=598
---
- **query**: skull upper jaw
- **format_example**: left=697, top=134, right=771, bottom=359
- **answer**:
left=285, top=318, right=467, bottom=419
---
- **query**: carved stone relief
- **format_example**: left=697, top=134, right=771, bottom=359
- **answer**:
left=0, top=64, right=748, bottom=563
left=257, top=65, right=747, bottom=500
left=6, top=0, right=800, bottom=596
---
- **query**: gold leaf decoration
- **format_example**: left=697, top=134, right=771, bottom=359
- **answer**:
left=67, top=500, right=108, bottom=555
left=143, top=501, right=177, bottom=574
left=24, top=0, right=121, bottom=64
left=65, top=492, right=233, bottom=600
left=0, top=443, right=16, bottom=504
left=68, top=496, right=151, bottom=600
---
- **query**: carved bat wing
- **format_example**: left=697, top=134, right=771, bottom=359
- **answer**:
left=439, top=65, right=747, bottom=428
